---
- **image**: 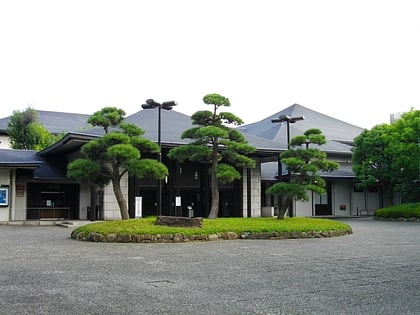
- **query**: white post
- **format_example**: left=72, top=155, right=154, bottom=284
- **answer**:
left=135, top=196, right=142, bottom=218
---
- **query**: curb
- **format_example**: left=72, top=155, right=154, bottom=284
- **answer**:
left=71, top=228, right=353, bottom=243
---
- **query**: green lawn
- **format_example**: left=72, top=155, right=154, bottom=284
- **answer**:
left=73, top=216, right=351, bottom=236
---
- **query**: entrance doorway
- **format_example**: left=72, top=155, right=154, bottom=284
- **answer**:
left=314, top=182, right=332, bottom=215
left=26, top=183, right=79, bottom=220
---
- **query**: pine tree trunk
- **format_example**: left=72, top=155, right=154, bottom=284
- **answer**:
left=277, top=196, right=290, bottom=220
left=208, top=166, right=219, bottom=218
left=208, top=143, right=220, bottom=219
left=112, top=179, right=129, bottom=220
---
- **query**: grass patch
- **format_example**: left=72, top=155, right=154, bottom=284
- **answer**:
left=74, top=217, right=351, bottom=236
left=375, top=202, right=420, bottom=219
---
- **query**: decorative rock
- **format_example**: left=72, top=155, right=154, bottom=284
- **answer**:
left=207, top=234, right=219, bottom=241
left=117, top=234, right=132, bottom=243
left=195, top=235, right=206, bottom=241
left=254, top=233, right=270, bottom=239
left=132, top=234, right=142, bottom=243
left=161, top=234, right=173, bottom=240
left=173, top=234, right=184, bottom=243
left=226, top=232, right=238, bottom=240
left=88, top=232, right=104, bottom=242
left=105, top=234, right=117, bottom=242
left=155, top=216, right=203, bottom=228
left=290, top=232, right=302, bottom=239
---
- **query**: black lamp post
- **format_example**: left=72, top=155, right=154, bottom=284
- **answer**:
left=271, top=114, right=305, bottom=217
left=141, top=98, right=177, bottom=216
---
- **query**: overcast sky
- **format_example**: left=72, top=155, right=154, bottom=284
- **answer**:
left=1, top=0, right=419, bottom=129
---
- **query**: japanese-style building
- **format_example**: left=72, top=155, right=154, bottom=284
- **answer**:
left=0, top=104, right=385, bottom=222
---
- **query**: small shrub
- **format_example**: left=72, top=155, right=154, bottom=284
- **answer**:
left=375, top=203, right=420, bottom=219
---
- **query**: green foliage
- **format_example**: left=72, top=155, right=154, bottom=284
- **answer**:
left=190, top=111, right=214, bottom=126
left=168, top=93, right=256, bottom=218
left=88, top=107, right=125, bottom=133
left=127, top=159, right=168, bottom=179
left=7, top=107, right=58, bottom=150
left=73, top=217, right=352, bottom=236
left=67, top=107, right=168, bottom=220
left=374, top=203, right=420, bottom=218
left=203, top=93, right=230, bottom=107
left=216, top=163, right=241, bottom=184
left=130, top=136, right=160, bottom=153
left=290, top=128, right=327, bottom=147
left=168, top=144, right=212, bottom=163
left=267, top=129, right=339, bottom=219
left=196, top=125, right=229, bottom=138
left=219, top=112, right=244, bottom=126
left=67, top=159, right=110, bottom=187
left=352, top=109, right=420, bottom=203
left=267, top=182, right=309, bottom=201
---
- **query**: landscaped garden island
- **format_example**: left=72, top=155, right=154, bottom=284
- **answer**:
left=71, top=217, right=353, bottom=243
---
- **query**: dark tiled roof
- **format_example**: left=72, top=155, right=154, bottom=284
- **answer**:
left=0, top=110, right=91, bottom=134
left=320, top=163, right=355, bottom=178
left=0, top=149, right=43, bottom=167
left=0, top=149, right=71, bottom=180
left=261, top=161, right=355, bottom=181
left=237, top=104, right=364, bottom=153
left=38, top=132, right=99, bottom=156
left=33, top=157, right=69, bottom=180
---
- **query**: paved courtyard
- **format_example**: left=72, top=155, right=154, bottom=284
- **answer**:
left=0, top=218, right=419, bottom=314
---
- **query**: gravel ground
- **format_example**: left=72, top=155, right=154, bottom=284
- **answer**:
left=0, top=217, right=419, bottom=315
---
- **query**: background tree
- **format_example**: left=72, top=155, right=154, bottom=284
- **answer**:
left=352, top=109, right=420, bottom=204
left=7, top=107, right=59, bottom=150
left=390, top=109, right=420, bottom=202
left=67, top=107, right=168, bottom=220
left=267, top=129, right=339, bottom=219
left=168, top=93, right=256, bottom=218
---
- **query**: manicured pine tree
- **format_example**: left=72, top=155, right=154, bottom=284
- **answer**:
left=168, top=93, right=256, bottom=218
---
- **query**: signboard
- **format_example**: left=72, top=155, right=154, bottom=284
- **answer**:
left=175, top=196, right=181, bottom=207
left=16, top=184, right=25, bottom=197
left=135, top=196, right=142, bottom=218
left=0, top=186, right=9, bottom=206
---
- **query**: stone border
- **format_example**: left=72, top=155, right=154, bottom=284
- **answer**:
left=373, top=216, right=420, bottom=222
left=71, top=228, right=353, bottom=243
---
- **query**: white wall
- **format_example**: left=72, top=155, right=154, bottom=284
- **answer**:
left=0, top=135, right=11, bottom=149
left=332, top=181, right=351, bottom=216
left=242, top=159, right=261, bottom=218
left=352, top=190, right=366, bottom=215
left=295, top=193, right=313, bottom=217
left=351, top=186, right=381, bottom=216
left=13, top=181, right=27, bottom=220
left=79, top=183, right=91, bottom=220
left=0, top=169, right=10, bottom=221
left=366, top=191, right=380, bottom=215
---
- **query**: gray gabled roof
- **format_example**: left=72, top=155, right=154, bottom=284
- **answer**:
left=0, top=110, right=91, bottom=134
left=77, top=109, right=194, bottom=144
left=237, top=103, right=364, bottom=154
left=70, top=109, right=283, bottom=156
left=126, top=109, right=195, bottom=146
